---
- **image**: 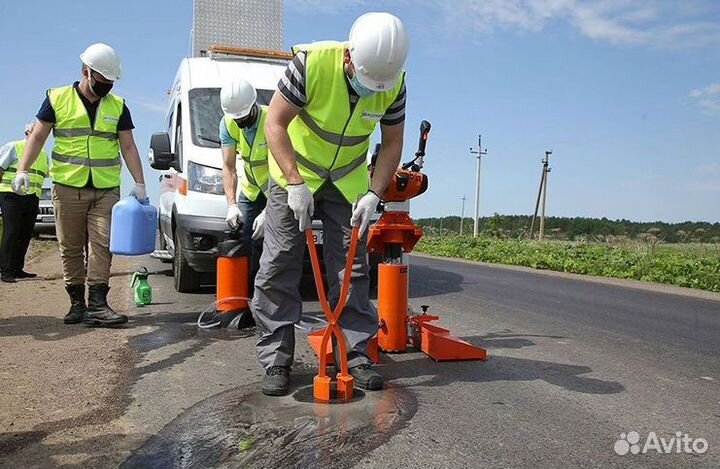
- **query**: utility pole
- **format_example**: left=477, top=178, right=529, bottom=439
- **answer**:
left=470, top=135, right=488, bottom=238
left=539, top=150, right=551, bottom=240
left=460, top=195, right=466, bottom=235
left=530, top=151, right=552, bottom=240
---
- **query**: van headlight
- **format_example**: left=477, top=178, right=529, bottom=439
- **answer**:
left=187, top=161, right=224, bottom=195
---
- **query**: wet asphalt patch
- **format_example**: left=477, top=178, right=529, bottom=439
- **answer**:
left=121, top=376, right=417, bottom=469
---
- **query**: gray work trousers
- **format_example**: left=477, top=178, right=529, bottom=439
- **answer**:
left=251, top=179, right=377, bottom=370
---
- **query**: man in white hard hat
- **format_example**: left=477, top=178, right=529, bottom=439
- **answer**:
left=13, top=43, right=147, bottom=327
left=0, top=121, right=50, bottom=283
left=220, top=77, right=270, bottom=289
left=254, top=12, right=409, bottom=395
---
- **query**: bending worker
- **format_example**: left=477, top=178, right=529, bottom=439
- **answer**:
left=0, top=121, right=49, bottom=283
left=12, top=43, right=147, bottom=327
left=254, top=12, right=409, bottom=396
left=220, top=77, right=269, bottom=287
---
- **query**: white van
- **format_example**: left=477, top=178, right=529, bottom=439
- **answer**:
left=149, top=47, right=290, bottom=292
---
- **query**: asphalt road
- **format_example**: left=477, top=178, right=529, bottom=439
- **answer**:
left=67, top=254, right=720, bottom=468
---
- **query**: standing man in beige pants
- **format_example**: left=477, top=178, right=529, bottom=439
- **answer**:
left=13, top=43, right=147, bottom=327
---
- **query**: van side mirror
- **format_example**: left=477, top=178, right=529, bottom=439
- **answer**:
left=149, top=132, right=175, bottom=171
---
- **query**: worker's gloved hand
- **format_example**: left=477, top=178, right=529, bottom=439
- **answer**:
left=226, top=203, right=243, bottom=229
left=351, top=190, right=381, bottom=237
left=287, top=183, right=314, bottom=232
left=11, top=171, right=30, bottom=195
left=252, top=209, right=266, bottom=240
left=129, top=183, right=147, bottom=202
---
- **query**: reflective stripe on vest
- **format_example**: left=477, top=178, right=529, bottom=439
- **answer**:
left=48, top=85, right=123, bottom=189
left=268, top=41, right=404, bottom=204
left=0, top=140, right=49, bottom=196
left=224, top=105, right=270, bottom=202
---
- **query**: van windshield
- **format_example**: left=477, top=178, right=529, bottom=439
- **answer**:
left=188, top=87, right=275, bottom=148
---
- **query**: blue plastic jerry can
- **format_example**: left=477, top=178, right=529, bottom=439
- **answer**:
left=110, top=196, right=158, bottom=255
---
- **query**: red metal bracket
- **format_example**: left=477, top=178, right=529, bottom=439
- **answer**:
left=367, top=211, right=423, bottom=254
left=409, top=314, right=487, bottom=361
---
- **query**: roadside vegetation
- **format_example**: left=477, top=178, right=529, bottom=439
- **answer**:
left=415, top=215, right=720, bottom=292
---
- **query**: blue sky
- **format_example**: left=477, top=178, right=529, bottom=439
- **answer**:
left=1, top=0, right=718, bottom=222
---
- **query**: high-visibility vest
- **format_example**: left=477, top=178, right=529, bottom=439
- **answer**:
left=48, top=85, right=123, bottom=189
left=224, top=105, right=269, bottom=202
left=268, top=41, right=405, bottom=204
left=0, top=140, right=49, bottom=197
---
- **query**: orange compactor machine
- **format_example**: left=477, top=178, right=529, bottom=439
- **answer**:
left=308, top=120, right=487, bottom=384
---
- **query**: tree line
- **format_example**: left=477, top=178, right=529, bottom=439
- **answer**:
left=415, top=214, right=720, bottom=243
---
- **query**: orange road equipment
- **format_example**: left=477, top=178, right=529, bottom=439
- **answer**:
left=305, top=226, right=361, bottom=402
left=198, top=227, right=254, bottom=329
left=367, top=120, right=487, bottom=361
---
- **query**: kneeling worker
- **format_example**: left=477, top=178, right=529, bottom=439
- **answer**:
left=220, top=77, right=269, bottom=288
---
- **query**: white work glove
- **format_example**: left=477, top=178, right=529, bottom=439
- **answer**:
left=11, top=171, right=30, bottom=195
left=287, top=183, right=314, bottom=232
left=351, top=190, right=381, bottom=237
left=225, top=203, right=244, bottom=229
left=252, top=209, right=266, bottom=240
left=129, top=183, right=147, bottom=202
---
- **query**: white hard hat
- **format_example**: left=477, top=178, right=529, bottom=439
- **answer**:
left=80, top=43, right=122, bottom=81
left=348, top=12, right=409, bottom=92
left=220, top=78, right=257, bottom=119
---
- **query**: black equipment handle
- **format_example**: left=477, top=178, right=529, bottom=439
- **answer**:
left=402, top=120, right=431, bottom=170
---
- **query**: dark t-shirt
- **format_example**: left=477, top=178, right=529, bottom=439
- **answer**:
left=36, top=82, right=133, bottom=188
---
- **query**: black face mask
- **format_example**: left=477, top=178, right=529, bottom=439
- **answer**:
left=234, top=105, right=258, bottom=128
left=89, top=74, right=114, bottom=98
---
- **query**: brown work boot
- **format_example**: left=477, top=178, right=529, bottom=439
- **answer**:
left=63, top=284, right=86, bottom=324
left=84, top=283, right=128, bottom=326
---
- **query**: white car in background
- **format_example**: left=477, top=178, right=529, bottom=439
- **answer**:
left=34, top=180, right=55, bottom=236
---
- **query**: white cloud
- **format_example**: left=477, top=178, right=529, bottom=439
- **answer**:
left=440, top=0, right=720, bottom=48
left=689, top=83, right=720, bottom=115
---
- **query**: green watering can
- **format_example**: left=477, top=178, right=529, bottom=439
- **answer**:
left=130, top=266, right=152, bottom=306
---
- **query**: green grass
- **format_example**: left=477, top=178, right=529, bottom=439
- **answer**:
left=415, top=236, right=720, bottom=293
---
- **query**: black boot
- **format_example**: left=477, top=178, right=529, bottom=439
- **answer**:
left=84, top=283, right=128, bottom=326
left=15, top=270, right=38, bottom=279
left=63, top=284, right=86, bottom=324
left=348, top=364, right=384, bottom=390
left=262, top=366, right=290, bottom=396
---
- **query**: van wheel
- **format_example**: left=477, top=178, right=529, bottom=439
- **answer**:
left=173, top=231, right=201, bottom=292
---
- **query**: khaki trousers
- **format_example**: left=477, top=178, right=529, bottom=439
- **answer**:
left=52, top=183, right=119, bottom=286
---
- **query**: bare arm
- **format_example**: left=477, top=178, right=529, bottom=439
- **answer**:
left=17, top=121, right=52, bottom=172
left=265, top=91, right=303, bottom=184
left=222, top=146, right=238, bottom=205
left=370, top=122, right=405, bottom=195
left=118, top=130, right=145, bottom=184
